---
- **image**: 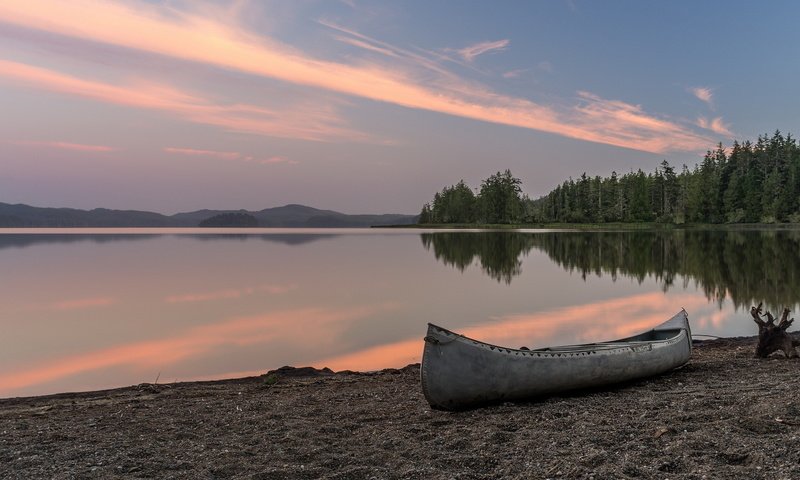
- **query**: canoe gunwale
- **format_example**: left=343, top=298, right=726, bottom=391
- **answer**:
left=425, top=327, right=687, bottom=358
left=424, top=320, right=688, bottom=357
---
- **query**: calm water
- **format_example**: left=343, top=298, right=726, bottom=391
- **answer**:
left=2, top=228, right=799, bottom=398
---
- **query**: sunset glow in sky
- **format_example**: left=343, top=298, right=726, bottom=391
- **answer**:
left=2, top=0, right=799, bottom=213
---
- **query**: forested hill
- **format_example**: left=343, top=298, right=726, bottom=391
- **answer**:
left=532, top=131, right=800, bottom=224
left=418, top=131, right=800, bottom=225
left=0, top=203, right=417, bottom=227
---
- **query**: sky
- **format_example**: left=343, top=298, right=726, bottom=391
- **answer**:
left=1, top=0, right=799, bottom=215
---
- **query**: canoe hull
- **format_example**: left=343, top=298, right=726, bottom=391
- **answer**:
left=421, top=310, right=691, bottom=410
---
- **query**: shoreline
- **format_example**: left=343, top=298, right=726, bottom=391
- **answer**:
left=5, top=335, right=800, bottom=478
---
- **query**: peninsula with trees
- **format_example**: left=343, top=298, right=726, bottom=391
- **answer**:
left=419, top=131, right=800, bottom=226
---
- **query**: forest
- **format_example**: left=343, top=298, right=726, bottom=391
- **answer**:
left=419, top=131, right=800, bottom=224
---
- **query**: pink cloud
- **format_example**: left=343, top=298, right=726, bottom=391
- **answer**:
left=0, top=59, right=369, bottom=143
left=164, top=147, right=296, bottom=166
left=697, top=116, right=734, bottom=137
left=9, top=140, right=116, bottom=152
left=572, top=92, right=712, bottom=152
left=457, top=39, right=510, bottom=62
left=0, top=1, right=712, bottom=153
left=260, top=156, right=298, bottom=165
left=321, top=20, right=460, bottom=78
left=335, top=35, right=398, bottom=58
left=690, top=86, right=713, bottom=105
left=164, top=147, right=241, bottom=160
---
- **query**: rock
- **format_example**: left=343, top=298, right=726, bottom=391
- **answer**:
left=264, top=366, right=335, bottom=378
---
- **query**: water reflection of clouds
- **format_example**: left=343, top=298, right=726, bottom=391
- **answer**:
left=0, top=303, right=399, bottom=397
left=4, top=296, right=118, bottom=314
left=53, top=297, right=117, bottom=311
left=164, top=283, right=297, bottom=304
left=315, top=292, right=711, bottom=372
left=480, top=292, right=709, bottom=348
left=694, top=308, right=730, bottom=330
left=12, top=283, right=295, bottom=314
left=315, top=338, right=421, bottom=372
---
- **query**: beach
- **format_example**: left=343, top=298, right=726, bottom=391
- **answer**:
left=2, top=336, right=800, bottom=479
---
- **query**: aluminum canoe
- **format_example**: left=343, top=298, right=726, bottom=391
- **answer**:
left=421, top=310, right=691, bottom=410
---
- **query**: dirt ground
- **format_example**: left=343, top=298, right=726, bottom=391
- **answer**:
left=3, top=337, right=800, bottom=479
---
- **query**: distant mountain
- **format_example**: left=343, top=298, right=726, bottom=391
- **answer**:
left=0, top=202, right=418, bottom=228
left=0, top=203, right=172, bottom=227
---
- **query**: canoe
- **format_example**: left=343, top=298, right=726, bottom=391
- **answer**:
left=421, top=310, right=691, bottom=410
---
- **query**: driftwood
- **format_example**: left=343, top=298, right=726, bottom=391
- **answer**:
left=750, top=302, right=799, bottom=358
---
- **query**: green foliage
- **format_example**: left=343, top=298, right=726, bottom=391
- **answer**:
left=532, top=132, right=800, bottom=224
left=262, top=374, right=279, bottom=387
left=436, top=180, right=477, bottom=223
left=478, top=170, right=523, bottom=224
left=420, top=172, right=523, bottom=225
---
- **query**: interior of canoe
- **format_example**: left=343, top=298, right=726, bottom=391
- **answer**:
left=531, top=327, right=682, bottom=352
left=620, top=328, right=682, bottom=342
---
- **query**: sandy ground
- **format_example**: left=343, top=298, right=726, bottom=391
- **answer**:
left=3, top=336, right=800, bottom=479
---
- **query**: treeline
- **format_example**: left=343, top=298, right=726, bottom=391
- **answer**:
left=421, top=131, right=800, bottom=225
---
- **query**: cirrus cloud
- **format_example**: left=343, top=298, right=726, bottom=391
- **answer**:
left=456, top=39, right=510, bottom=62
left=697, top=116, right=734, bottom=137
left=164, top=147, right=240, bottom=160
left=7, top=140, right=116, bottom=152
left=690, top=86, right=714, bottom=105
left=0, top=59, right=369, bottom=143
left=0, top=0, right=718, bottom=153
left=163, top=146, right=297, bottom=166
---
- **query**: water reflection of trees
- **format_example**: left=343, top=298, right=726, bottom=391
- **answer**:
left=421, top=233, right=535, bottom=284
left=421, top=230, right=800, bottom=309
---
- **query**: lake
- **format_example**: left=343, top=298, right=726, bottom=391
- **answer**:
left=2, top=227, right=798, bottom=398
